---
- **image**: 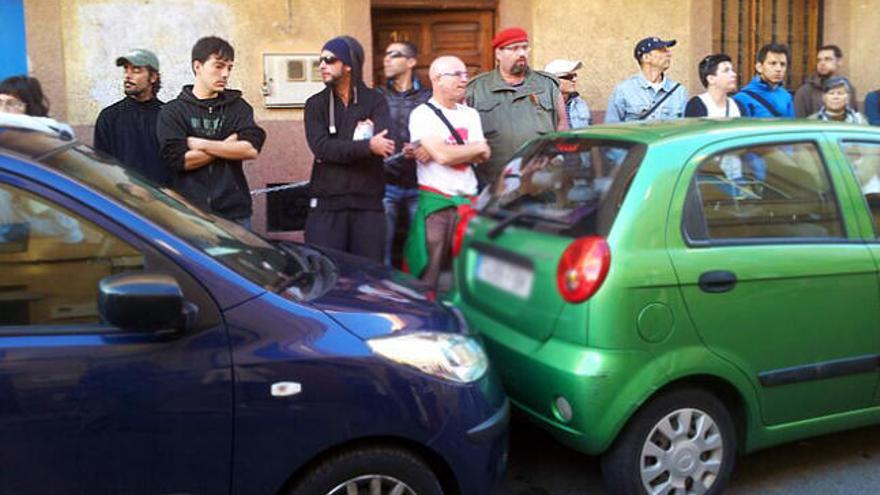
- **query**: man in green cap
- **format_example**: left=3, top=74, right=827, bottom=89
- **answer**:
left=94, top=48, right=169, bottom=186
left=466, top=27, right=567, bottom=188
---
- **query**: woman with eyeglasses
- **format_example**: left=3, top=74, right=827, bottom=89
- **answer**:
left=685, top=54, right=744, bottom=118
left=0, top=75, right=75, bottom=137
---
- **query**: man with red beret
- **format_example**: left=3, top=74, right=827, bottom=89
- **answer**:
left=466, top=27, right=567, bottom=188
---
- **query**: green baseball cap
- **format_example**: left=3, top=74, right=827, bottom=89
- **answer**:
left=116, top=49, right=160, bottom=71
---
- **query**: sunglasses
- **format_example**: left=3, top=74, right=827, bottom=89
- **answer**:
left=439, top=70, right=469, bottom=79
left=319, top=55, right=340, bottom=65
left=385, top=50, right=409, bottom=59
left=558, top=73, right=577, bottom=81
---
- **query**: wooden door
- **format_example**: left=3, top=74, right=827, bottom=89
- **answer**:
left=372, top=9, right=495, bottom=89
left=713, top=0, right=823, bottom=89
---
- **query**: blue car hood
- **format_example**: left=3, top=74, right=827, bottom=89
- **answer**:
left=306, top=248, right=458, bottom=341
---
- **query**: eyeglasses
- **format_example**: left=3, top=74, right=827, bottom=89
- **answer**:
left=501, top=44, right=530, bottom=53
left=439, top=70, right=469, bottom=80
left=558, top=73, right=577, bottom=81
left=385, top=50, right=409, bottom=59
left=318, top=55, right=340, bottom=65
left=0, top=96, right=26, bottom=112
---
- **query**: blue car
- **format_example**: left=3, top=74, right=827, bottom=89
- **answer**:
left=0, top=116, right=508, bottom=495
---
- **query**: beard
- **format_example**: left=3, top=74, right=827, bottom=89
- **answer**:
left=324, top=72, right=344, bottom=87
left=509, top=59, right=527, bottom=75
left=124, top=85, right=145, bottom=97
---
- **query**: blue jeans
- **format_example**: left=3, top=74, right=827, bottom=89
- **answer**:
left=383, top=184, right=419, bottom=266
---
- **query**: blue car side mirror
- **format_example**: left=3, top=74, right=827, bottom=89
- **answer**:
left=98, top=272, right=187, bottom=332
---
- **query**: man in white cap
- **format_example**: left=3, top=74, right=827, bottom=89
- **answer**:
left=544, top=59, right=591, bottom=128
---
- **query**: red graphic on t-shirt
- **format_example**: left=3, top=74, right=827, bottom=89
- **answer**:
left=445, top=127, right=470, bottom=170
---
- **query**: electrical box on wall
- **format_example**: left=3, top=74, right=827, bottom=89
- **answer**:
left=262, top=53, right=324, bottom=108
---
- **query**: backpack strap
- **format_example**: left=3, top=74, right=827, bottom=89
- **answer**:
left=424, top=101, right=465, bottom=144
left=639, top=83, right=682, bottom=120
left=741, top=89, right=783, bottom=117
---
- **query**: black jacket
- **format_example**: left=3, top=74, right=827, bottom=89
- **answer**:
left=94, top=97, right=170, bottom=186
left=684, top=95, right=746, bottom=117
left=304, top=80, right=391, bottom=211
left=378, top=77, right=431, bottom=188
left=157, top=86, right=265, bottom=220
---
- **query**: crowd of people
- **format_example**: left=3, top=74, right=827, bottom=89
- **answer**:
left=3, top=29, right=880, bottom=293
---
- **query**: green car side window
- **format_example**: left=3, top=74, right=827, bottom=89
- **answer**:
left=838, top=141, right=880, bottom=237
left=684, top=141, right=845, bottom=243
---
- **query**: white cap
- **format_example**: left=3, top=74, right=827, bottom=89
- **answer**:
left=543, top=59, right=583, bottom=76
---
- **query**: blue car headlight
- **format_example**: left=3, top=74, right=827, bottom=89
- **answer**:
left=367, top=331, right=489, bottom=383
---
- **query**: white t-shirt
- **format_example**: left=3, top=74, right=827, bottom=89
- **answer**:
left=698, top=93, right=742, bottom=118
left=408, top=98, right=484, bottom=196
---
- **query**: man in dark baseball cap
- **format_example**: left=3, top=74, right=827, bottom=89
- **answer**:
left=605, top=35, right=686, bottom=123
left=94, top=48, right=169, bottom=185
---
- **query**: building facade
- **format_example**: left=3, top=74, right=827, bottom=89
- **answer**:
left=14, top=0, right=880, bottom=237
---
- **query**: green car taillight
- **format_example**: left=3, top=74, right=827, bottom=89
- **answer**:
left=556, top=236, right=611, bottom=303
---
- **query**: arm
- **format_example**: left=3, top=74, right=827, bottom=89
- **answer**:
left=684, top=96, right=707, bottom=117
left=603, top=88, right=625, bottom=123
left=93, top=111, right=111, bottom=155
left=419, top=135, right=490, bottom=166
left=865, top=92, right=880, bottom=125
left=188, top=135, right=259, bottom=161
left=304, top=94, right=372, bottom=163
left=157, top=105, right=203, bottom=173
left=184, top=149, right=215, bottom=170
left=793, top=85, right=810, bottom=118
left=555, top=92, right=569, bottom=130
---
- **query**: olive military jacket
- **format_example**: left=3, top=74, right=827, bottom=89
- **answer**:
left=466, top=67, right=561, bottom=186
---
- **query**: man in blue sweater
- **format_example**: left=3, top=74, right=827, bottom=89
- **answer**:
left=734, top=43, right=795, bottom=118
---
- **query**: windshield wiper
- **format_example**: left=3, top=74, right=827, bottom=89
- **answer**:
left=487, top=211, right=530, bottom=239
left=487, top=210, right=571, bottom=239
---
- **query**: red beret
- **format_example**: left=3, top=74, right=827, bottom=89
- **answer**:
left=492, top=27, right=529, bottom=50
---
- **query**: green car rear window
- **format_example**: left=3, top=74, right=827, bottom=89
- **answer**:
left=480, top=138, right=644, bottom=237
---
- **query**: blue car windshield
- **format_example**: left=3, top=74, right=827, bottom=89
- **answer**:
left=480, top=137, right=644, bottom=237
left=38, top=143, right=302, bottom=290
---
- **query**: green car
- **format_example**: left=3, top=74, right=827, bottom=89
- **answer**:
left=450, top=119, right=880, bottom=495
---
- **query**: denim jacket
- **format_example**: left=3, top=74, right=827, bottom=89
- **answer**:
left=604, top=73, right=687, bottom=123
left=566, top=93, right=591, bottom=128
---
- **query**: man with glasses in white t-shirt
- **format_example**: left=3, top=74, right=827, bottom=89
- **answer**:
left=404, top=56, right=490, bottom=292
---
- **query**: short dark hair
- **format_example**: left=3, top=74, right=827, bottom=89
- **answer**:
left=757, top=43, right=790, bottom=63
left=698, top=53, right=732, bottom=88
left=399, top=41, right=418, bottom=59
left=191, top=36, right=235, bottom=65
left=149, top=68, right=162, bottom=96
left=0, top=75, right=50, bottom=117
left=818, top=44, right=843, bottom=58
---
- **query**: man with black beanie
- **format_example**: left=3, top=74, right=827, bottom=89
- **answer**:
left=304, top=35, right=395, bottom=262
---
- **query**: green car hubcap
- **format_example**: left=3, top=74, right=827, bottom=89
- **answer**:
left=640, top=408, right=724, bottom=495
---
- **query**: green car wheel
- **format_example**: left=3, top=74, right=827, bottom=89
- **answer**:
left=601, top=388, right=737, bottom=495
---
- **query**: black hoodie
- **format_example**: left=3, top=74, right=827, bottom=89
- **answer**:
left=157, top=85, right=266, bottom=220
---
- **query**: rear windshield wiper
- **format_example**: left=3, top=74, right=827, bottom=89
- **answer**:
left=487, top=211, right=531, bottom=239
left=487, top=210, right=571, bottom=239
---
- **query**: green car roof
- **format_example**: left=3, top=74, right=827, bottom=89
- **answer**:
left=540, top=118, right=880, bottom=147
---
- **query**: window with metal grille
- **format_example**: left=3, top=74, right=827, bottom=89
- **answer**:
left=713, top=0, right=823, bottom=89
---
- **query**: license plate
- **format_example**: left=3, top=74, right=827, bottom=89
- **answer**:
left=476, top=254, right=534, bottom=299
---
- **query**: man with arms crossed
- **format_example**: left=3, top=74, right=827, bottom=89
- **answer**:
left=157, top=36, right=265, bottom=227
left=404, top=56, right=490, bottom=291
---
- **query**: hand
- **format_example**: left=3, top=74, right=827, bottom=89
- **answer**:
left=369, top=129, right=395, bottom=158
left=413, top=146, right=431, bottom=163
left=402, top=142, right=416, bottom=159
left=224, top=133, right=239, bottom=142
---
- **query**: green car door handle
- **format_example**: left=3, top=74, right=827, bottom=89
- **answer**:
left=698, top=270, right=737, bottom=293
